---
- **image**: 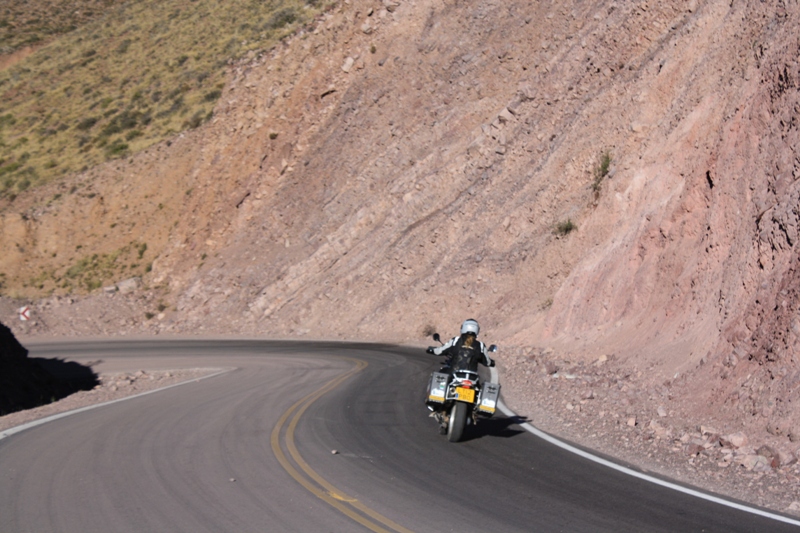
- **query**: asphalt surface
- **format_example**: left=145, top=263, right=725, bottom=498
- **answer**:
left=1, top=339, right=798, bottom=532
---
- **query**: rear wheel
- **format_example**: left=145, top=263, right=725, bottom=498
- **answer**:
left=447, top=402, right=467, bottom=442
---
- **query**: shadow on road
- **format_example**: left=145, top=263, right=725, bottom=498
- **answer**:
left=462, top=415, right=528, bottom=442
left=1, top=321, right=99, bottom=416
left=34, top=357, right=100, bottom=390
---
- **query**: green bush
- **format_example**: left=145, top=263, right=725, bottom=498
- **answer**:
left=0, top=114, right=15, bottom=128
left=105, top=140, right=129, bottom=157
left=266, top=8, right=297, bottom=30
left=555, top=219, right=577, bottom=236
left=76, top=117, right=99, bottom=130
left=118, top=110, right=140, bottom=129
left=100, top=110, right=141, bottom=137
left=156, top=96, right=184, bottom=118
left=184, top=110, right=205, bottom=129
left=592, top=151, right=612, bottom=197
left=204, top=89, right=221, bottom=102
left=0, top=161, right=21, bottom=176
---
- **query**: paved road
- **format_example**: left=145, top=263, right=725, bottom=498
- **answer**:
left=1, top=339, right=798, bottom=532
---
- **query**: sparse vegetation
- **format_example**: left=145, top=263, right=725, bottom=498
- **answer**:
left=0, top=0, right=113, bottom=56
left=50, top=240, right=151, bottom=293
left=555, top=219, right=577, bottom=236
left=0, top=0, right=326, bottom=198
left=592, top=151, right=612, bottom=201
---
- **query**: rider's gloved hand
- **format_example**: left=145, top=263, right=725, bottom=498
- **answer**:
left=426, top=347, right=435, bottom=354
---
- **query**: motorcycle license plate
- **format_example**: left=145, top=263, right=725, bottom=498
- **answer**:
left=455, top=387, right=475, bottom=403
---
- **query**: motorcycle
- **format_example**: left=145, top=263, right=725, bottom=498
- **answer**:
left=425, top=333, right=500, bottom=442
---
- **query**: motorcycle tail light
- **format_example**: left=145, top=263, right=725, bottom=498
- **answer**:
left=461, top=380, right=472, bottom=388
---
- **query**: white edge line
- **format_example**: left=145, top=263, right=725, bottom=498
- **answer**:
left=0, top=367, right=234, bottom=442
left=489, top=366, right=800, bottom=527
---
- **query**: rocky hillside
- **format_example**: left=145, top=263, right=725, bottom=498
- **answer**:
left=2, top=0, right=800, bottom=488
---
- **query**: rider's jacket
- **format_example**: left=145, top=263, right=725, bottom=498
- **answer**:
left=432, top=333, right=493, bottom=372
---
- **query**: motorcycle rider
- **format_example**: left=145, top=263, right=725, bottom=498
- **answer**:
left=427, top=318, right=496, bottom=372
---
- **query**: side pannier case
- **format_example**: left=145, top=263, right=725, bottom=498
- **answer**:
left=477, top=382, right=500, bottom=415
left=427, top=372, right=449, bottom=403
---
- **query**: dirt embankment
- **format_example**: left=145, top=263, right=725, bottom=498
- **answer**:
left=3, top=0, right=800, bottom=513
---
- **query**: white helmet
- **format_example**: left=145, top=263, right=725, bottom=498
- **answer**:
left=461, top=318, right=480, bottom=336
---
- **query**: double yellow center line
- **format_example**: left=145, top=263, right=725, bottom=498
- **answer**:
left=270, top=357, right=415, bottom=533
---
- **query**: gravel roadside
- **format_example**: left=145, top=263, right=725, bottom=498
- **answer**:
left=496, top=351, right=800, bottom=520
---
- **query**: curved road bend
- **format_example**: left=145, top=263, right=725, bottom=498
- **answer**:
left=0, top=340, right=797, bottom=532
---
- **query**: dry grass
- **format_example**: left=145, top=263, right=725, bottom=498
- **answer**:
left=0, top=0, right=117, bottom=55
left=0, top=0, right=327, bottom=198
